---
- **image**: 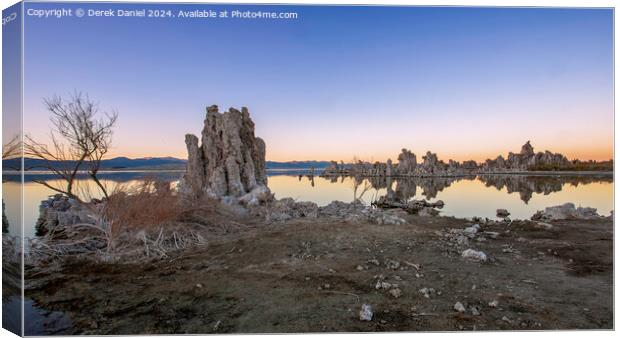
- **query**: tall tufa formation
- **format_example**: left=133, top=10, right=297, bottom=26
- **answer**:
left=181, top=105, right=271, bottom=204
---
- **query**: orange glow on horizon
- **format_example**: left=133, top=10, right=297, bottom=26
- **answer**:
left=104, top=145, right=614, bottom=163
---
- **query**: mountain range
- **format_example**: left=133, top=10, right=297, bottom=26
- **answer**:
left=2, top=157, right=332, bottom=171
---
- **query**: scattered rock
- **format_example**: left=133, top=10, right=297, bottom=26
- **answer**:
left=454, top=302, right=466, bottom=313
left=367, top=258, right=380, bottom=266
left=264, top=198, right=319, bottom=222
left=484, top=231, right=500, bottom=239
left=375, top=281, right=392, bottom=290
left=496, top=209, right=510, bottom=218
left=418, top=287, right=436, bottom=299
left=418, top=207, right=440, bottom=217
left=463, top=224, right=481, bottom=237
left=374, top=211, right=408, bottom=225
left=461, top=249, right=488, bottom=262
left=385, top=259, right=401, bottom=270
left=359, top=304, right=373, bottom=321
left=389, top=288, right=402, bottom=298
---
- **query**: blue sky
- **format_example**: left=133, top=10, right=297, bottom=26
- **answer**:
left=21, top=3, right=613, bottom=161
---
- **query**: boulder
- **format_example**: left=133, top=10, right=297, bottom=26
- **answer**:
left=359, top=304, right=373, bottom=321
left=461, top=249, right=488, bottom=262
left=531, top=203, right=601, bottom=221
left=35, top=194, right=96, bottom=236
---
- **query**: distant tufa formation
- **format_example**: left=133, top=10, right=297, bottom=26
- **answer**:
left=481, top=141, right=569, bottom=172
left=322, top=141, right=573, bottom=177
left=180, top=105, right=272, bottom=205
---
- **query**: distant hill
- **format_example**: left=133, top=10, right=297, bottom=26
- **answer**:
left=3, top=157, right=332, bottom=171
left=3, top=157, right=188, bottom=171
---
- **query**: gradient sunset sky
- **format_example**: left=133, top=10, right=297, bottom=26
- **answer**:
left=21, top=3, right=613, bottom=162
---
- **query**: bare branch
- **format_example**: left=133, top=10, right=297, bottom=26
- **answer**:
left=25, top=92, right=118, bottom=201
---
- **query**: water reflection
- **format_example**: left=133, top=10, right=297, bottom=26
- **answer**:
left=478, top=174, right=614, bottom=203
left=1, top=171, right=613, bottom=238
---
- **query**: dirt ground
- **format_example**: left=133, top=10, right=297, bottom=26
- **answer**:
left=24, top=213, right=613, bottom=334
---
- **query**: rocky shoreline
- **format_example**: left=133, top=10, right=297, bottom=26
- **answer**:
left=24, top=206, right=613, bottom=334
left=21, top=105, right=614, bottom=333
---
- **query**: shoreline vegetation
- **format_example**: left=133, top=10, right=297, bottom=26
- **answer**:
left=2, top=102, right=613, bottom=333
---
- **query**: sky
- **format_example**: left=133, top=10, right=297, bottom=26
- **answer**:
left=20, top=3, right=613, bottom=162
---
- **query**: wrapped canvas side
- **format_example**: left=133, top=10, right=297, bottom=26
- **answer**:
left=2, top=2, right=23, bottom=337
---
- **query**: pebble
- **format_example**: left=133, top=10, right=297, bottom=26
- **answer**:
left=389, top=288, right=402, bottom=298
left=454, top=302, right=466, bottom=313
left=359, top=304, right=373, bottom=321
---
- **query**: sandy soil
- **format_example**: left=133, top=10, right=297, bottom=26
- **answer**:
left=24, top=214, right=613, bottom=334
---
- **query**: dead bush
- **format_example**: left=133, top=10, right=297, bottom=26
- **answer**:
left=28, top=178, right=210, bottom=263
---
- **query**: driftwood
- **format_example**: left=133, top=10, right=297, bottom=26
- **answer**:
left=372, top=196, right=444, bottom=215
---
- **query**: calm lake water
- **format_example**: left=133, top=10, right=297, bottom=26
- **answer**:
left=2, top=171, right=614, bottom=238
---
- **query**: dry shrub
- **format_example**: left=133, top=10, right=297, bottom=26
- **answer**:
left=105, top=177, right=180, bottom=234
left=29, top=178, right=210, bottom=264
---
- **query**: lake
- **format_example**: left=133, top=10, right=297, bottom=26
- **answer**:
left=2, top=171, right=613, bottom=238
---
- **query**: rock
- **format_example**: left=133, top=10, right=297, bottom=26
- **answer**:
left=238, top=185, right=273, bottom=206
left=319, top=200, right=366, bottom=219
left=463, top=224, right=480, bottom=237
left=488, top=300, right=499, bottom=308
left=322, top=161, right=350, bottom=176
left=470, top=306, right=481, bottom=316
left=389, top=288, right=402, bottom=298
left=264, top=198, right=319, bottom=222
left=180, top=105, right=271, bottom=202
left=386, top=159, right=393, bottom=177
left=481, top=141, right=571, bottom=172
left=461, top=249, right=488, bottom=262
left=496, top=209, right=510, bottom=218
left=531, top=203, right=601, bottom=221
left=418, top=207, right=440, bottom=217
left=374, top=211, right=407, bottom=225
left=535, top=222, right=553, bottom=230
left=397, top=149, right=417, bottom=175
left=456, top=235, right=469, bottom=246
left=418, top=287, right=436, bottom=299
left=359, top=304, right=373, bottom=321
left=484, top=231, right=500, bottom=239
left=35, top=194, right=96, bottom=236
left=367, top=258, right=380, bottom=266
left=385, top=259, right=400, bottom=270
left=454, top=302, right=466, bottom=313
left=375, top=281, right=392, bottom=290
